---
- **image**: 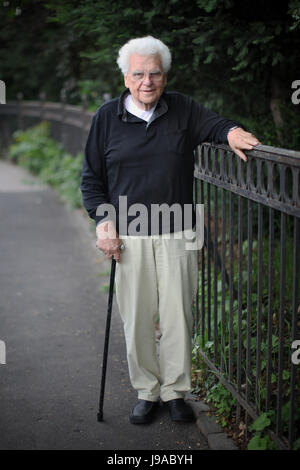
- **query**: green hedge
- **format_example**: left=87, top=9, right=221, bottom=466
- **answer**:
left=7, top=121, right=83, bottom=209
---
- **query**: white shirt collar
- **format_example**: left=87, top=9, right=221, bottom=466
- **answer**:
left=124, top=94, right=157, bottom=122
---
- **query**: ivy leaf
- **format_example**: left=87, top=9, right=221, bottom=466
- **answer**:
left=248, top=434, right=269, bottom=450
left=249, top=413, right=271, bottom=432
left=282, top=370, right=290, bottom=380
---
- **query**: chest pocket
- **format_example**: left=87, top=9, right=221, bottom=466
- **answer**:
left=166, top=128, right=188, bottom=155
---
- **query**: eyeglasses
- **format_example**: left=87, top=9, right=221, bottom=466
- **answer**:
left=129, top=71, right=164, bottom=82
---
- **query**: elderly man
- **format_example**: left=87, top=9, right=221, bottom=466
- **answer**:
left=80, top=36, right=259, bottom=425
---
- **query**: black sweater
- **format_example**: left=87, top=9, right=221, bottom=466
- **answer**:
left=80, top=89, right=242, bottom=235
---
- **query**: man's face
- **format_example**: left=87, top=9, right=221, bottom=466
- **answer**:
left=124, top=53, right=167, bottom=111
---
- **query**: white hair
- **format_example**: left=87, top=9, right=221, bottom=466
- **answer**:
left=117, top=36, right=172, bottom=74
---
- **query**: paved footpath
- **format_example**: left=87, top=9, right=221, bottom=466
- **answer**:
left=0, top=159, right=239, bottom=452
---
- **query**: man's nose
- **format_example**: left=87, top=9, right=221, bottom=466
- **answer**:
left=142, top=74, right=152, bottom=85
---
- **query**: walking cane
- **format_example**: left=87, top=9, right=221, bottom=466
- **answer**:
left=97, top=257, right=116, bottom=422
left=97, top=241, right=124, bottom=422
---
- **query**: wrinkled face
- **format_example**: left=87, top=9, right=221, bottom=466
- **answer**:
left=124, top=53, right=167, bottom=110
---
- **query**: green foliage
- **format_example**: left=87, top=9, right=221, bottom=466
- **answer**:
left=293, top=438, right=300, bottom=450
left=1, top=0, right=300, bottom=149
left=8, top=122, right=83, bottom=208
left=247, top=412, right=277, bottom=450
left=249, top=412, right=271, bottom=432
left=43, top=0, right=300, bottom=114
left=206, top=381, right=236, bottom=427
left=78, top=80, right=106, bottom=111
left=247, top=433, right=277, bottom=450
left=0, top=0, right=66, bottom=100
left=288, top=0, right=300, bottom=30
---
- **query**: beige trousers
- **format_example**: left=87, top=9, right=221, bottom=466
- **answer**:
left=115, top=230, right=198, bottom=402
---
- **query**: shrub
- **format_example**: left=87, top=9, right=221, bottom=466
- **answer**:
left=8, top=122, right=83, bottom=208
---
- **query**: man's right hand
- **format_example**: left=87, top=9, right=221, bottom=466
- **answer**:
left=96, top=220, right=123, bottom=262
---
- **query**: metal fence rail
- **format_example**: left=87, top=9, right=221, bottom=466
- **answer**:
left=194, top=142, right=300, bottom=449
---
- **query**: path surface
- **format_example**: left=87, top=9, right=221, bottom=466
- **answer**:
left=0, top=160, right=209, bottom=450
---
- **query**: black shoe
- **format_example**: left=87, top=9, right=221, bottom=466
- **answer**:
left=164, top=398, right=196, bottom=422
left=129, top=399, right=159, bottom=424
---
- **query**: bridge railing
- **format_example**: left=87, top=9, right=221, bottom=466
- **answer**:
left=0, top=93, right=96, bottom=156
left=194, top=142, right=300, bottom=449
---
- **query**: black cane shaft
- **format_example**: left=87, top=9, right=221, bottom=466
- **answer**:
left=97, top=258, right=116, bottom=422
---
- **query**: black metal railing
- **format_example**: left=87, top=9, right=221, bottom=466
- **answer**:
left=194, top=142, right=300, bottom=450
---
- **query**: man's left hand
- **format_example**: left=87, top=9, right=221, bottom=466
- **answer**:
left=227, top=127, right=260, bottom=162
